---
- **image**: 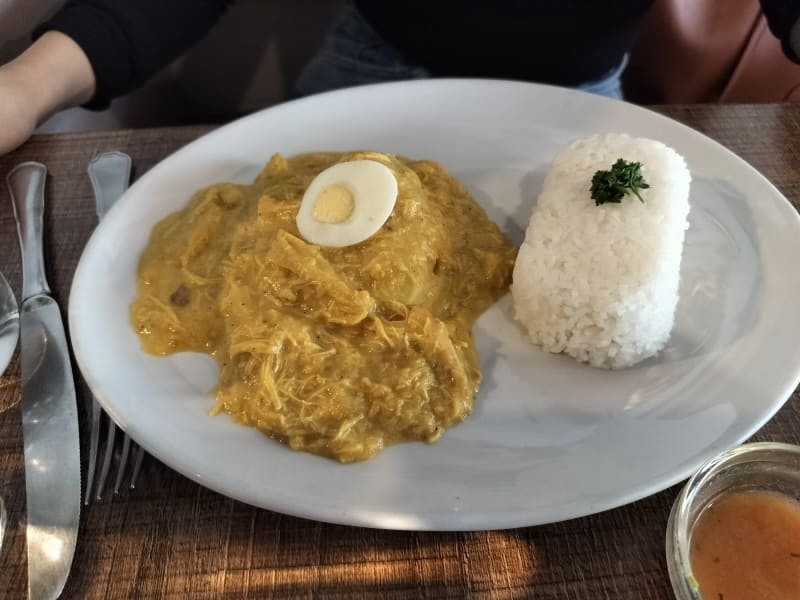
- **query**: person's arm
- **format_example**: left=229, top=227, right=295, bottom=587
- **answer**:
left=760, top=0, right=800, bottom=62
left=0, top=0, right=233, bottom=155
left=0, top=30, right=95, bottom=155
left=39, top=0, right=235, bottom=108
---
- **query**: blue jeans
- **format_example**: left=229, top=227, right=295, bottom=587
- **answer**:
left=295, top=4, right=626, bottom=100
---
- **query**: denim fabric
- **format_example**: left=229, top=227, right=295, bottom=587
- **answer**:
left=294, top=4, right=431, bottom=97
left=576, top=55, right=628, bottom=100
left=295, top=4, right=626, bottom=101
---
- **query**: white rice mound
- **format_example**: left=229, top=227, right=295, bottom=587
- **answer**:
left=511, top=133, right=691, bottom=369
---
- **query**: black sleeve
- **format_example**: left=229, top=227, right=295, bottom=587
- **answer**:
left=760, top=0, right=800, bottom=63
left=35, top=0, right=235, bottom=109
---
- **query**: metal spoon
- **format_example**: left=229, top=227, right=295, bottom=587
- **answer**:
left=0, top=496, right=5, bottom=551
left=0, top=272, right=16, bottom=555
left=0, top=271, right=19, bottom=374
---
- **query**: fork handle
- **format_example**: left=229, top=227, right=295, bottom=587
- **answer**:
left=7, top=162, right=50, bottom=301
left=88, top=151, right=132, bottom=219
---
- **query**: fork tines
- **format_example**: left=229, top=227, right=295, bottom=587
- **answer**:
left=85, top=397, right=146, bottom=504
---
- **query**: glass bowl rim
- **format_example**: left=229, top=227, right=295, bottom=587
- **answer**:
left=665, top=441, right=800, bottom=600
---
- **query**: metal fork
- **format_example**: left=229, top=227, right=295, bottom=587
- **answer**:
left=84, top=151, right=146, bottom=503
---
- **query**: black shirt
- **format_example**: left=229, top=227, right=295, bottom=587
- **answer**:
left=356, top=1, right=651, bottom=85
left=38, top=0, right=800, bottom=108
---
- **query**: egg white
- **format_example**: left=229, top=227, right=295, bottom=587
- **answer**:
left=296, top=160, right=398, bottom=247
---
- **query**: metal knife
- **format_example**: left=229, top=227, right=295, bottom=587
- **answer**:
left=8, top=162, right=81, bottom=600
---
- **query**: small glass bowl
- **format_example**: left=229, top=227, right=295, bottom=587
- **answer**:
left=665, top=441, right=800, bottom=599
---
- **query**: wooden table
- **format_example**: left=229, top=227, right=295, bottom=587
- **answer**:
left=1, top=104, right=799, bottom=599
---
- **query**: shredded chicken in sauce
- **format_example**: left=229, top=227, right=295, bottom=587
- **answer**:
left=131, top=151, right=516, bottom=462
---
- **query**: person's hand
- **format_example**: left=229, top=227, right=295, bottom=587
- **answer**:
left=0, top=31, right=96, bottom=157
left=0, top=67, right=39, bottom=155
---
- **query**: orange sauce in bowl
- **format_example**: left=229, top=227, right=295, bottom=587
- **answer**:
left=690, top=490, right=800, bottom=600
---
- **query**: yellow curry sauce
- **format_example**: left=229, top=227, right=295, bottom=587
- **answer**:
left=131, top=151, right=516, bottom=462
left=690, top=490, right=800, bottom=600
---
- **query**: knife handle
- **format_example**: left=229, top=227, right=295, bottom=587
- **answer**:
left=7, top=162, right=50, bottom=301
left=88, top=151, right=132, bottom=219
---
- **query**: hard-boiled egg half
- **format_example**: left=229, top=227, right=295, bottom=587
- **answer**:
left=296, top=160, right=398, bottom=247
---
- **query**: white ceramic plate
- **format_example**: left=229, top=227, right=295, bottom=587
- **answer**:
left=69, top=80, right=800, bottom=530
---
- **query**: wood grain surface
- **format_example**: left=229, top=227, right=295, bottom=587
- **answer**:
left=1, top=104, right=799, bottom=599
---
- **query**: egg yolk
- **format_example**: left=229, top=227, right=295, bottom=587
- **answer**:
left=312, top=185, right=355, bottom=224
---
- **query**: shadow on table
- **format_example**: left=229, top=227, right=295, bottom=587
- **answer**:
left=51, top=455, right=688, bottom=599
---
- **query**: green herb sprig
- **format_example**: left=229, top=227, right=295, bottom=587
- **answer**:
left=590, top=158, right=650, bottom=206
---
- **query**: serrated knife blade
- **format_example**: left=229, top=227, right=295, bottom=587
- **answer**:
left=8, top=162, right=80, bottom=600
